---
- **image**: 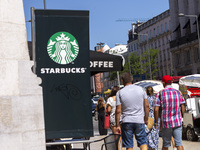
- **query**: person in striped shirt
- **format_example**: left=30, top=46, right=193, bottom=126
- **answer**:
left=154, top=75, right=185, bottom=150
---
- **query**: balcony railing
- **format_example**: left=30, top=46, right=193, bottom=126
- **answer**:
left=170, top=32, right=198, bottom=49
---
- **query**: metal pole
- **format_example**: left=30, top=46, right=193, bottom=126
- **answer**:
left=146, top=34, right=152, bottom=80
left=195, top=16, right=200, bottom=59
left=128, top=47, right=132, bottom=74
left=117, top=71, right=120, bottom=87
left=31, top=7, right=36, bottom=73
left=93, top=76, right=96, bottom=94
left=44, top=0, right=46, bottom=9
left=138, top=37, right=142, bottom=74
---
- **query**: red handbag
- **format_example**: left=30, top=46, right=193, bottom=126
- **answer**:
left=104, top=110, right=110, bottom=129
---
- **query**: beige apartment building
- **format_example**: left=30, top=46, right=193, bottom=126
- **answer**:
left=128, top=10, right=171, bottom=79
left=169, top=0, right=200, bottom=75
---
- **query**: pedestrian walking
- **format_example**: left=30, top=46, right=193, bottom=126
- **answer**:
left=107, top=86, right=124, bottom=150
left=145, top=86, right=160, bottom=150
left=154, top=75, right=185, bottom=150
left=107, top=86, right=121, bottom=133
left=115, top=72, right=149, bottom=150
left=96, top=97, right=107, bottom=135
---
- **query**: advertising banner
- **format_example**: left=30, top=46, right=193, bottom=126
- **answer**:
left=35, top=10, right=93, bottom=139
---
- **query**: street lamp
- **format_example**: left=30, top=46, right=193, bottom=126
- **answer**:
left=127, top=45, right=132, bottom=75
left=44, top=0, right=46, bottom=9
left=133, top=33, right=152, bottom=80
left=178, top=13, right=200, bottom=59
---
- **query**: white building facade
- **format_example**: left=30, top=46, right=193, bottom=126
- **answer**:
left=128, top=10, right=171, bottom=79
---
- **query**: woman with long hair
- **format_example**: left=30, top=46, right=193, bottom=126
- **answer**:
left=106, top=86, right=121, bottom=133
left=107, top=86, right=124, bottom=150
left=96, top=97, right=107, bottom=135
left=146, top=86, right=160, bottom=150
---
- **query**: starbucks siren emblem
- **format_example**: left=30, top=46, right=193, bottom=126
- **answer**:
left=47, top=32, right=79, bottom=64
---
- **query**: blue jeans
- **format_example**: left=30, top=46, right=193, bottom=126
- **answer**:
left=161, top=126, right=183, bottom=147
left=121, top=123, right=147, bottom=148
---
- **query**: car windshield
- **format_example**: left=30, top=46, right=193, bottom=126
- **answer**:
left=93, top=97, right=99, bottom=101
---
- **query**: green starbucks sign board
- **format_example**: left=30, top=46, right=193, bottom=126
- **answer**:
left=47, top=32, right=79, bottom=65
left=35, top=10, right=93, bottom=139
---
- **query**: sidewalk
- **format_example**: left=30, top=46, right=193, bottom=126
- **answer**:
left=77, top=136, right=199, bottom=150
left=71, top=119, right=200, bottom=149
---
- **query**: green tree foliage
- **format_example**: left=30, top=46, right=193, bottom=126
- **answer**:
left=108, top=48, right=159, bottom=81
left=129, top=52, right=141, bottom=75
left=109, top=71, right=117, bottom=81
left=142, top=49, right=159, bottom=79
left=121, top=58, right=130, bottom=73
left=139, top=48, right=159, bottom=79
left=149, top=48, right=159, bottom=79
left=127, top=48, right=159, bottom=79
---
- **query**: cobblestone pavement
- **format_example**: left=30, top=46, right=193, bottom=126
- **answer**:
left=72, top=118, right=200, bottom=150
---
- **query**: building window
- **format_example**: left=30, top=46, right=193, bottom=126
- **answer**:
left=195, top=48, right=199, bottom=61
left=165, top=22, right=168, bottom=31
left=160, top=72, right=163, bottom=78
left=161, top=24, right=164, bottom=33
left=176, top=53, right=180, bottom=66
left=154, top=28, right=156, bottom=37
left=140, top=36, right=142, bottom=42
left=151, top=43, right=153, bottom=48
left=157, top=26, right=160, bottom=35
left=143, top=35, right=145, bottom=41
left=166, top=36, right=169, bottom=43
left=162, top=37, right=165, bottom=45
left=168, top=50, right=170, bottom=59
left=160, top=53, right=162, bottom=62
left=186, top=51, right=190, bottom=64
left=164, top=51, right=166, bottom=60
left=155, top=40, right=157, bottom=48
left=158, top=40, right=161, bottom=47
left=150, top=30, right=152, bottom=38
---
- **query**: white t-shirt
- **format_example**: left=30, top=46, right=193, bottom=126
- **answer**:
left=107, top=96, right=122, bottom=126
left=107, top=97, right=116, bottom=124
left=116, top=84, right=147, bottom=124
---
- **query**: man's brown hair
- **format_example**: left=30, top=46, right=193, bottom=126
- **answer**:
left=121, top=72, right=132, bottom=85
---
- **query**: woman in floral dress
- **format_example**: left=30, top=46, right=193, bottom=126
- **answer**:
left=146, top=86, right=160, bottom=150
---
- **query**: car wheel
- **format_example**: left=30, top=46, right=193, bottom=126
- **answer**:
left=186, top=127, right=198, bottom=141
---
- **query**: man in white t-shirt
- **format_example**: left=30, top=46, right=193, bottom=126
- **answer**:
left=115, top=72, right=149, bottom=150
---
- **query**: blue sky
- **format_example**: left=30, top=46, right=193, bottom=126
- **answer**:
left=23, top=0, right=169, bottom=50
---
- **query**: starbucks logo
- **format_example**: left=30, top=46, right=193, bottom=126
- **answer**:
left=47, top=32, right=79, bottom=64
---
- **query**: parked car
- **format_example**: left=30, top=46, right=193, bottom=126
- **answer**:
left=91, top=95, right=100, bottom=105
left=91, top=100, right=96, bottom=116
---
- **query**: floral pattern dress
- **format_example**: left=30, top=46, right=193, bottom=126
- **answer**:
left=145, top=95, right=160, bottom=150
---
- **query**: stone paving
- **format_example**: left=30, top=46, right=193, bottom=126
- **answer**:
left=72, top=118, right=200, bottom=150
